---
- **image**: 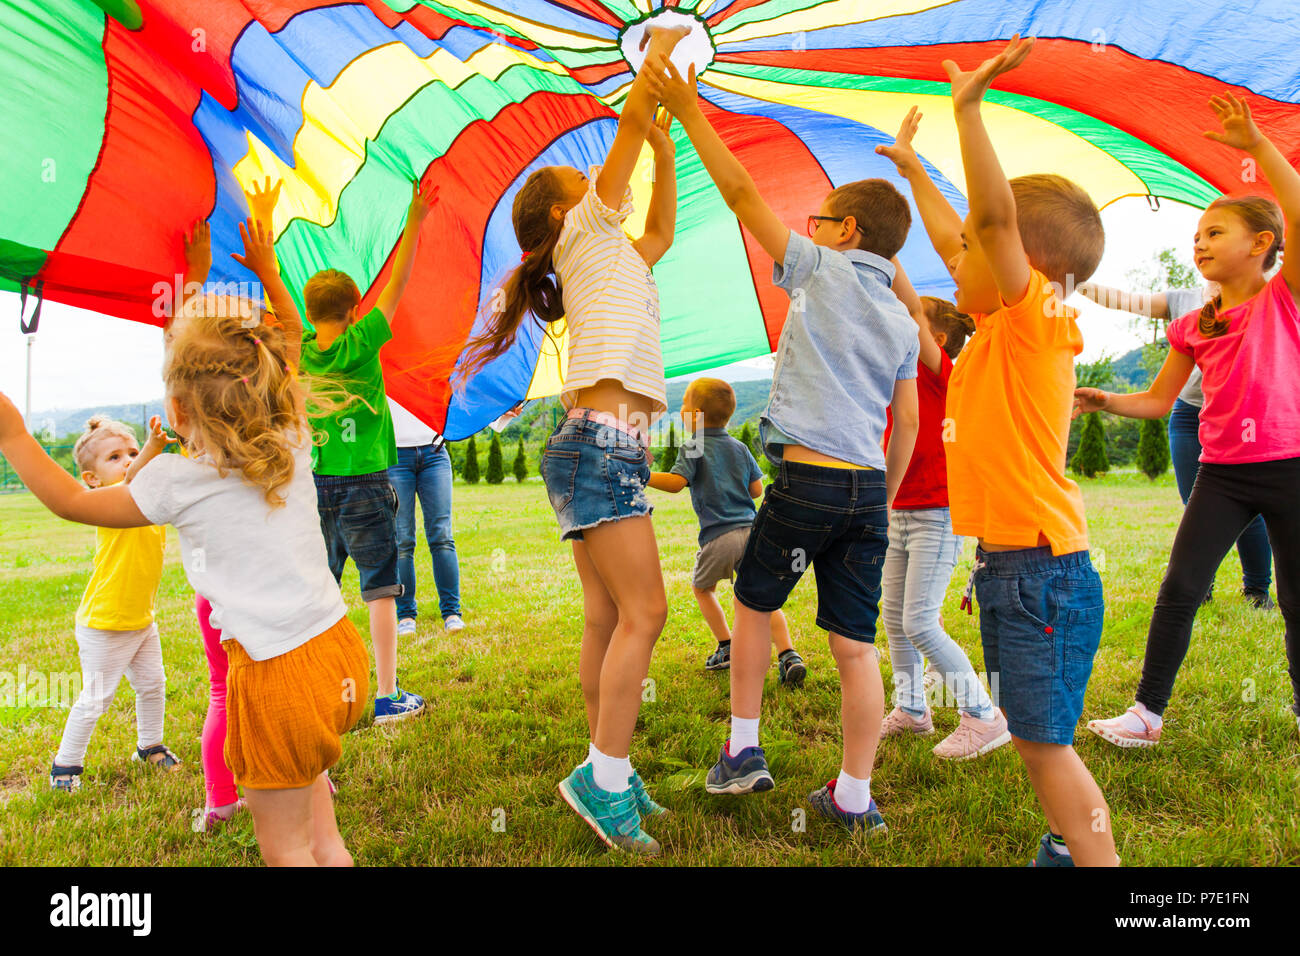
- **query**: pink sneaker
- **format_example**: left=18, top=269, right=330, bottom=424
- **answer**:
left=932, top=710, right=1011, bottom=760
left=1087, top=707, right=1162, bottom=748
left=880, top=706, right=933, bottom=738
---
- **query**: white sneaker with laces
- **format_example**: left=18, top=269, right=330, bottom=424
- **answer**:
left=444, top=614, right=465, bottom=632
left=397, top=618, right=416, bottom=637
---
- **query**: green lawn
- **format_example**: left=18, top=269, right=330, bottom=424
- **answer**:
left=0, top=472, right=1296, bottom=866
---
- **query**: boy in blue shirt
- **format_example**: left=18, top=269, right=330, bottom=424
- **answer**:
left=648, top=378, right=804, bottom=685
left=651, top=58, right=921, bottom=834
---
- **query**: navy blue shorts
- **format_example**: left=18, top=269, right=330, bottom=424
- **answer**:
left=974, top=547, right=1104, bottom=745
left=540, top=417, right=653, bottom=541
left=734, top=459, right=888, bottom=642
left=314, top=471, right=402, bottom=602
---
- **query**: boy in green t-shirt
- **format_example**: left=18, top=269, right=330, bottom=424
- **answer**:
left=300, top=180, right=438, bottom=725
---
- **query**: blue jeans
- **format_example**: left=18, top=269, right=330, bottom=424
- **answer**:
left=881, top=508, right=994, bottom=720
left=388, top=445, right=461, bottom=621
left=1168, top=398, right=1272, bottom=591
left=314, top=472, right=402, bottom=602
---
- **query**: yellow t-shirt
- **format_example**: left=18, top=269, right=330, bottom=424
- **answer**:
left=75, top=523, right=167, bottom=631
left=945, top=268, right=1088, bottom=555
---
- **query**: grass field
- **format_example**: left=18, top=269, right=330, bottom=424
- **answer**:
left=0, top=472, right=1296, bottom=866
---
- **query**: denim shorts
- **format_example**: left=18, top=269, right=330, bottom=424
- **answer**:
left=734, top=459, right=889, bottom=642
left=314, top=471, right=403, bottom=602
left=540, top=417, right=652, bottom=541
left=973, top=547, right=1104, bottom=745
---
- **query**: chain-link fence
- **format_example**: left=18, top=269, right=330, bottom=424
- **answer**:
left=1, top=443, right=84, bottom=494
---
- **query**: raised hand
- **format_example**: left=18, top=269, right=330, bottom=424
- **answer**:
left=144, top=415, right=171, bottom=450
left=640, top=23, right=690, bottom=53
left=408, top=178, right=440, bottom=223
left=645, top=55, right=697, bottom=119
left=1204, top=91, right=1264, bottom=152
left=942, top=34, right=1034, bottom=112
left=875, top=105, right=924, bottom=176
left=183, top=220, right=211, bottom=276
left=230, top=218, right=277, bottom=279
left=244, top=176, right=282, bottom=226
left=646, top=107, right=675, bottom=158
left=1071, top=387, right=1110, bottom=420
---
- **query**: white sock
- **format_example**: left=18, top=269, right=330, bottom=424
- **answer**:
left=1118, top=700, right=1163, bottom=733
left=834, top=770, right=871, bottom=814
left=590, top=746, right=632, bottom=793
left=581, top=741, right=597, bottom=767
left=729, top=715, right=760, bottom=755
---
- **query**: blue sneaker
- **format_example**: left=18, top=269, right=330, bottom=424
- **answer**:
left=705, top=740, right=775, bottom=795
left=705, top=642, right=731, bottom=671
left=778, top=650, right=806, bottom=687
left=629, top=771, right=668, bottom=817
left=374, top=687, right=425, bottom=724
left=808, top=780, right=887, bottom=834
left=1029, top=833, right=1075, bottom=867
left=558, top=763, right=660, bottom=855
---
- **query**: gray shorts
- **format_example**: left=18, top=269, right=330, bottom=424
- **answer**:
left=692, top=525, right=752, bottom=590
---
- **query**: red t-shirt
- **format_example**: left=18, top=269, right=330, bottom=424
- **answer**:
left=884, top=349, right=952, bottom=510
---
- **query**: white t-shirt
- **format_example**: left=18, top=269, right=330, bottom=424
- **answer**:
left=129, top=430, right=347, bottom=661
left=388, top=398, right=441, bottom=448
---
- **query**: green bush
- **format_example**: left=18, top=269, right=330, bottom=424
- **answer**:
left=512, top=437, right=528, bottom=482
left=1070, top=412, right=1109, bottom=478
left=1137, top=415, right=1171, bottom=479
left=463, top=435, right=480, bottom=484
left=486, top=432, right=505, bottom=484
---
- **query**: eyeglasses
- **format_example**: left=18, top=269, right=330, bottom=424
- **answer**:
left=807, top=215, right=864, bottom=238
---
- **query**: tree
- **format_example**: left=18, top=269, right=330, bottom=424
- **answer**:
left=512, top=437, right=528, bottom=482
left=1070, top=412, right=1109, bottom=478
left=463, top=435, right=480, bottom=484
left=486, top=432, right=505, bottom=484
left=660, top=421, right=679, bottom=472
left=737, top=421, right=759, bottom=459
left=1137, top=415, right=1171, bottom=479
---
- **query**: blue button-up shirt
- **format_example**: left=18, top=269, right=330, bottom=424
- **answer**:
left=760, top=231, right=920, bottom=470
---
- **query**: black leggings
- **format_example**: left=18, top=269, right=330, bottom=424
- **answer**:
left=1136, top=456, right=1300, bottom=717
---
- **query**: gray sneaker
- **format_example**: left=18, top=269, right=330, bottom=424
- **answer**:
left=705, top=741, right=774, bottom=795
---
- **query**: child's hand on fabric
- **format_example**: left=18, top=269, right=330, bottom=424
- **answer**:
left=943, top=34, right=1033, bottom=112
left=646, top=55, right=697, bottom=119
left=143, top=415, right=172, bottom=452
left=243, top=176, right=282, bottom=226
left=640, top=24, right=690, bottom=53
left=183, top=220, right=211, bottom=276
left=1204, top=91, right=1264, bottom=152
left=1071, top=387, right=1110, bottom=420
left=646, top=107, right=675, bottom=158
left=875, top=105, right=924, bottom=177
left=407, top=179, right=440, bottom=223
left=0, top=391, right=26, bottom=445
left=230, top=218, right=277, bottom=278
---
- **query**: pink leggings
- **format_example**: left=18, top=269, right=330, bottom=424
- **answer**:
left=196, top=595, right=238, bottom=808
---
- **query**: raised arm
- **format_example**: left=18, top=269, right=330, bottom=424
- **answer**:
left=0, top=393, right=150, bottom=528
left=946, top=36, right=1036, bottom=305
left=649, top=58, right=789, bottom=264
left=1077, top=282, right=1168, bottom=319
left=374, top=179, right=439, bottom=322
left=231, top=218, right=303, bottom=367
left=596, top=26, right=688, bottom=210
left=124, top=416, right=171, bottom=484
left=876, top=106, right=964, bottom=265
left=1073, top=348, right=1195, bottom=421
left=890, top=257, right=943, bottom=375
left=633, top=109, right=677, bottom=268
left=1204, top=91, right=1300, bottom=302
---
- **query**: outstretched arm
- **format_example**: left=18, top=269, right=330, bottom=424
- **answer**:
left=648, top=471, right=688, bottom=493
left=946, top=36, right=1036, bottom=305
left=1078, top=282, right=1169, bottom=319
left=633, top=110, right=677, bottom=268
left=231, top=218, right=303, bottom=367
left=375, top=179, right=440, bottom=322
left=1204, top=91, right=1300, bottom=302
left=649, top=57, right=789, bottom=264
left=876, top=106, right=964, bottom=266
left=890, top=257, right=944, bottom=376
left=1073, top=348, right=1195, bottom=421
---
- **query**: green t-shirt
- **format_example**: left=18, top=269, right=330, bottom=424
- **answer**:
left=299, top=307, right=397, bottom=476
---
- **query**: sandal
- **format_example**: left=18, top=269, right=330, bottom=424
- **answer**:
left=132, top=744, right=183, bottom=770
left=202, top=798, right=246, bottom=831
left=50, top=763, right=84, bottom=792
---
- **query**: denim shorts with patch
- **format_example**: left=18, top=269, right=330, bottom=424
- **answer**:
left=540, top=417, right=652, bottom=541
left=973, top=546, right=1104, bottom=745
left=733, top=459, right=888, bottom=642
left=314, top=471, right=403, bottom=602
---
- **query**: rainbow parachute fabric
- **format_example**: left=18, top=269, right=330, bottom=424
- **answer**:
left=2, top=0, right=1299, bottom=438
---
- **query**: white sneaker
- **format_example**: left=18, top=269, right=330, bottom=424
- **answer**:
left=444, top=614, right=465, bottom=633
left=397, top=618, right=416, bottom=637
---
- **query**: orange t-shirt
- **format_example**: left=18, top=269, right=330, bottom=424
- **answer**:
left=945, top=269, right=1088, bottom=555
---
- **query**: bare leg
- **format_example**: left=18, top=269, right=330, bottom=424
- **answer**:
left=693, top=585, right=732, bottom=644
left=831, top=632, right=883, bottom=780
left=771, top=608, right=793, bottom=656
left=1014, top=737, right=1117, bottom=866
left=579, top=516, right=668, bottom=759
left=730, top=600, right=772, bottom=720
left=572, top=540, right=619, bottom=741
left=367, top=596, right=397, bottom=698
left=308, top=773, right=352, bottom=866
left=245, top=783, right=318, bottom=867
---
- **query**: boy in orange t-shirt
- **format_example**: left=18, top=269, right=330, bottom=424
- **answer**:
left=876, top=37, right=1116, bottom=866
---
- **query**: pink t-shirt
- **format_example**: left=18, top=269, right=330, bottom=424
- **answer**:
left=1167, top=272, right=1300, bottom=464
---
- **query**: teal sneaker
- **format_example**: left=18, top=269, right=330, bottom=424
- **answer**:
left=558, top=763, right=660, bottom=856
left=629, top=771, right=668, bottom=817
left=1029, top=832, right=1075, bottom=867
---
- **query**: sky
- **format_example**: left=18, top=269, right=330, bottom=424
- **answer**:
left=0, top=196, right=1204, bottom=423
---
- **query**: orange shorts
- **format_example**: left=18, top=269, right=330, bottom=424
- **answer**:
left=223, top=615, right=369, bottom=790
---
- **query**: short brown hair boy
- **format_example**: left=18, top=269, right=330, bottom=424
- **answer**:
left=686, top=378, right=737, bottom=429
left=1010, top=174, right=1104, bottom=288
left=827, top=179, right=912, bottom=260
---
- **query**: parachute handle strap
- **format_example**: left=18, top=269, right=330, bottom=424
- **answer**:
left=19, top=279, right=44, bottom=334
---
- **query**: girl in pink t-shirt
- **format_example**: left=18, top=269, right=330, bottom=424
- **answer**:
left=1074, top=93, right=1300, bottom=745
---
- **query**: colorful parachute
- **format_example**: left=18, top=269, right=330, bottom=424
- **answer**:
left=2, top=1, right=1299, bottom=438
